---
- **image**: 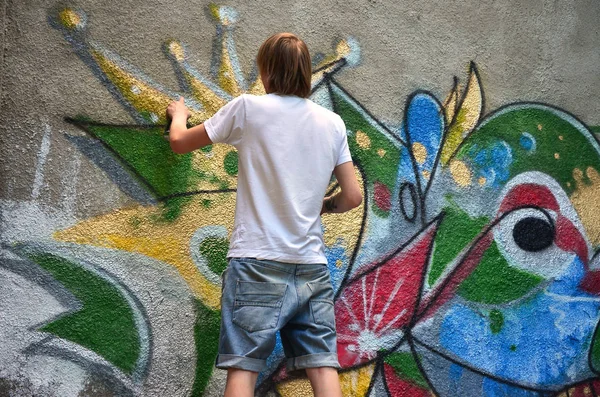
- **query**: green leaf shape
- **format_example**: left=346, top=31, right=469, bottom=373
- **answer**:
left=456, top=106, right=600, bottom=195
left=429, top=205, right=489, bottom=286
left=384, top=352, right=429, bottom=389
left=85, top=123, right=194, bottom=198
left=198, top=236, right=229, bottom=275
left=333, top=92, right=401, bottom=215
left=27, top=253, right=140, bottom=375
left=431, top=205, right=542, bottom=304
left=192, top=299, right=221, bottom=396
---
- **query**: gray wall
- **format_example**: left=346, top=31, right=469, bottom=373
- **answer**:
left=1, top=1, right=599, bottom=396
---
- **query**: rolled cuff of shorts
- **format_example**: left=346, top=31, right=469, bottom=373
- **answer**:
left=216, top=354, right=266, bottom=373
left=286, top=352, right=341, bottom=372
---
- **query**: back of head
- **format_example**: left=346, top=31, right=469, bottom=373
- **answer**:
left=257, top=33, right=312, bottom=98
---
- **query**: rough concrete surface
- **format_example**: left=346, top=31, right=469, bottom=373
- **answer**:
left=1, top=0, right=599, bottom=396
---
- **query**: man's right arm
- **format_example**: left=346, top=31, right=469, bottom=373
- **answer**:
left=321, top=161, right=362, bottom=214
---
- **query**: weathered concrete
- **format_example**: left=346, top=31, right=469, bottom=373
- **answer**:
left=1, top=1, right=599, bottom=396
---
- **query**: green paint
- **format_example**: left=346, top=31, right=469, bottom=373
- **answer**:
left=489, top=309, right=504, bottom=334
left=384, top=352, right=429, bottom=389
left=429, top=204, right=488, bottom=286
left=86, top=124, right=193, bottom=198
left=192, top=300, right=221, bottom=396
left=333, top=92, right=401, bottom=214
left=201, top=199, right=212, bottom=208
left=201, top=145, right=213, bottom=153
left=160, top=196, right=192, bottom=222
left=510, top=344, right=517, bottom=352
left=431, top=205, right=542, bottom=304
left=26, top=253, right=139, bottom=374
left=223, top=150, right=239, bottom=176
left=591, top=319, right=600, bottom=373
left=590, top=126, right=600, bottom=134
left=457, top=107, right=600, bottom=194
left=458, top=242, right=543, bottom=304
left=198, top=237, right=229, bottom=275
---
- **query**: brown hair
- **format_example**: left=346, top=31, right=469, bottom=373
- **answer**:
left=256, top=33, right=312, bottom=98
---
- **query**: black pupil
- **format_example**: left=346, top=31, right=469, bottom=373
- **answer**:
left=512, top=217, right=555, bottom=252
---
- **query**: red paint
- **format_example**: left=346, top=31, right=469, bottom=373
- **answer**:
left=335, top=221, right=438, bottom=368
left=555, top=216, right=589, bottom=266
left=563, top=379, right=600, bottom=397
left=499, top=184, right=560, bottom=214
left=374, top=181, right=392, bottom=212
left=418, top=232, right=494, bottom=320
left=383, top=363, right=430, bottom=397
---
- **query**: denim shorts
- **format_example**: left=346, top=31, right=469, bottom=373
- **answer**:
left=216, top=257, right=340, bottom=373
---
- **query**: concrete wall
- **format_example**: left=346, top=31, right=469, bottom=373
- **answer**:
left=1, top=1, right=600, bottom=396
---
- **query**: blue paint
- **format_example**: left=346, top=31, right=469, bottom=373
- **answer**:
left=467, top=141, right=513, bottom=188
left=519, top=133, right=536, bottom=153
left=438, top=256, right=600, bottom=388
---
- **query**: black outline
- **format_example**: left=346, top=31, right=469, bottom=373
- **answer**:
left=399, top=182, right=418, bottom=223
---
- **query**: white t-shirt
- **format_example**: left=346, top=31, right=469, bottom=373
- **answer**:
left=204, top=93, right=352, bottom=264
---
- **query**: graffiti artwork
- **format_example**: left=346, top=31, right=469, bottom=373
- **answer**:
left=2, top=3, right=600, bottom=396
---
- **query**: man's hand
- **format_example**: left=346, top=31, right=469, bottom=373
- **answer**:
left=166, top=97, right=190, bottom=121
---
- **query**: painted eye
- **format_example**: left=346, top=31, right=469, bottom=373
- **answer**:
left=512, top=217, right=555, bottom=252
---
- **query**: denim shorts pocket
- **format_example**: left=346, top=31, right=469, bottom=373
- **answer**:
left=308, top=281, right=336, bottom=330
left=310, top=299, right=336, bottom=330
left=233, top=281, right=287, bottom=332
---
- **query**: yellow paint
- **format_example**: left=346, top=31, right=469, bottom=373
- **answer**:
left=422, top=170, right=431, bottom=180
left=59, top=8, right=81, bottom=30
left=441, top=65, right=483, bottom=165
left=339, top=364, right=376, bottom=397
left=538, top=124, right=543, bottom=131
left=311, top=39, right=354, bottom=84
left=166, top=41, right=229, bottom=115
left=377, top=148, right=386, bottom=157
left=478, top=176, right=487, bottom=186
left=449, top=160, right=472, bottom=187
left=219, top=39, right=241, bottom=97
left=322, top=166, right=364, bottom=252
left=559, top=135, right=564, bottom=141
left=356, top=130, right=371, bottom=149
left=247, top=77, right=266, bottom=96
left=191, top=144, right=238, bottom=190
left=584, top=386, right=593, bottom=397
left=554, top=153, right=560, bottom=159
left=276, top=364, right=375, bottom=397
left=336, top=259, right=343, bottom=268
left=412, top=142, right=427, bottom=164
left=167, top=41, right=186, bottom=62
left=571, top=167, right=600, bottom=246
left=91, top=49, right=206, bottom=125
left=276, top=378, right=314, bottom=397
left=53, top=193, right=236, bottom=309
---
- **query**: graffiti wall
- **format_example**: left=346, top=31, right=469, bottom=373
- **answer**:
left=2, top=1, right=600, bottom=396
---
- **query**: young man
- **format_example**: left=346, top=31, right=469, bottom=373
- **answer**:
left=167, top=32, right=361, bottom=397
